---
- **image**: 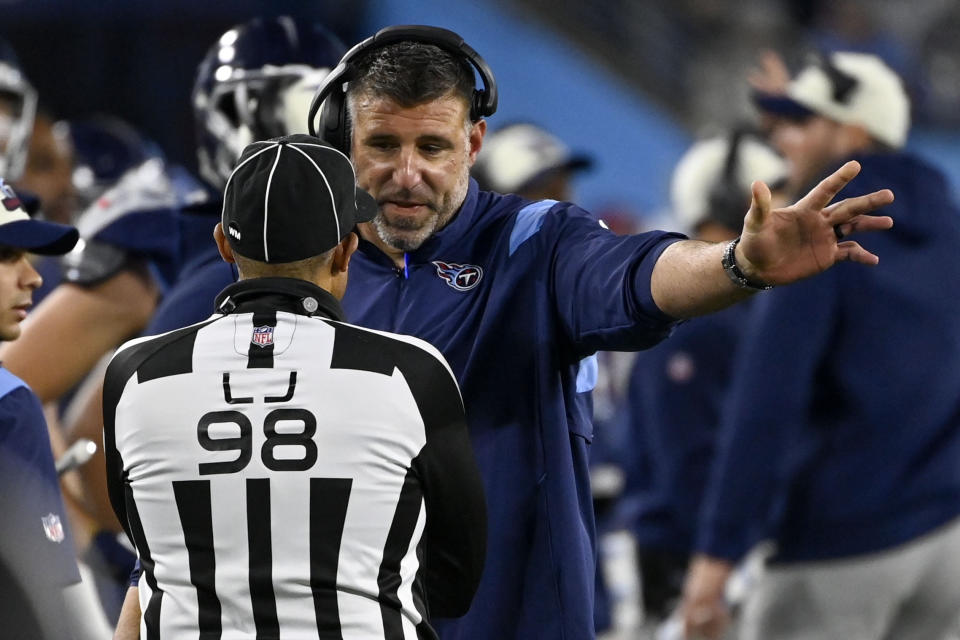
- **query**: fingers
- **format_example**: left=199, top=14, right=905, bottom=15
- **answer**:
left=748, top=49, right=791, bottom=93
left=837, top=240, right=879, bottom=265
left=744, top=180, right=772, bottom=231
left=801, top=160, right=861, bottom=211
left=833, top=214, right=894, bottom=239
left=824, top=189, right=895, bottom=226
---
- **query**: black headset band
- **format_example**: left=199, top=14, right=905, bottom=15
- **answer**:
left=813, top=52, right=858, bottom=104
left=307, top=25, right=497, bottom=137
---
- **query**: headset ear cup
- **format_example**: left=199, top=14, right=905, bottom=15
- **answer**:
left=318, top=88, right=348, bottom=155
left=471, top=90, right=483, bottom=122
left=338, top=92, right=351, bottom=155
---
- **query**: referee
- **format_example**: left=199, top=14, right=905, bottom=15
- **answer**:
left=103, top=134, right=486, bottom=639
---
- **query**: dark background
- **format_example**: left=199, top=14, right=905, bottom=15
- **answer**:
left=5, top=0, right=369, bottom=174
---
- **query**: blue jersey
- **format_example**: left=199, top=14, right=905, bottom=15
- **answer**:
left=64, top=162, right=207, bottom=291
left=342, top=181, right=682, bottom=639
left=697, top=152, right=960, bottom=563
left=0, top=367, right=81, bottom=589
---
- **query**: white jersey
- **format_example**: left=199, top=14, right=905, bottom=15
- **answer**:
left=103, top=279, right=486, bottom=640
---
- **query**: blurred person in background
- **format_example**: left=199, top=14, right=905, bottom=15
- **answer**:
left=0, top=179, right=85, bottom=639
left=5, top=135, right=191, bottom=624
left=620, top=129, right=787, bottom=635
left=683, top=52, right=960, bottom=640
left=471, top=121, right=592, bottom=201
left=19, top=110, right=75, bottom=226
left=29, top=114, right=167, bottom=306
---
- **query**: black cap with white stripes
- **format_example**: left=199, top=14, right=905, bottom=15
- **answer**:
left=221, top=134, right=377, bottom=263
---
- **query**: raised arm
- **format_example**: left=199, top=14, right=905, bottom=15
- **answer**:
left=651, top=161, right=893, bottom=318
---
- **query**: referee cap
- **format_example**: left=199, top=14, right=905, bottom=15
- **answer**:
left=754, top=52, right=910, bottom=149
left=222, top=134, right=377, bottom=263
left=0, top=178, right=78, bottom=255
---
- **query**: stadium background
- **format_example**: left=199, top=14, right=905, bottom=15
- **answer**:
left=5, top=0, right=957, bottom=227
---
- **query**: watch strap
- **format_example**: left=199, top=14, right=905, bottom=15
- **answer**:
left=721, top=237, right=774, bottom=291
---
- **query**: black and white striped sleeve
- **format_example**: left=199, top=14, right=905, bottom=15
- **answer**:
left=102, top=322, right=212, bottom=544
left=327, top=323, right=487, bottom=618
left=405, top=347, right=486, bottom=618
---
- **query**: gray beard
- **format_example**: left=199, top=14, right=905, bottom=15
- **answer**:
left=371, top=169, right=471, bottom=252
left=371, top=210, right=442, bottom=253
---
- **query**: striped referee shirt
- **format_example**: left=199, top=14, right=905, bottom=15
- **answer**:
left=103, top=277, right=486, bottom=640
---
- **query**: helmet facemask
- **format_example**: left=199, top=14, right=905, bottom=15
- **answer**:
left=0, top=61, right=37, bottom=183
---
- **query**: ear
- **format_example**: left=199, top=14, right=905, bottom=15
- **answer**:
left=214, top=223, right=236, bottom=264
left=331, top=231, right=359, bottom=275
left=467, top=118, right=487, bottom=166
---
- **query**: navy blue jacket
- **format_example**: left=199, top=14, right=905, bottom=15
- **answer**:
left=0, top=367, right=81, bottom=596
left=343, top=180, right=682, bottom=639
left=622, top=302, right=750, bottom=554
left=696, top=152, right=960, bottom=563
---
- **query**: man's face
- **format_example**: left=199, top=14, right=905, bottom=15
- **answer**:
left=0, top=246, right=42, bottom=341
left=768, top=114, right=843, bottom=194
left=19, top=115, right=75, bottom=224
left=350, top=92, right=485, bottom=252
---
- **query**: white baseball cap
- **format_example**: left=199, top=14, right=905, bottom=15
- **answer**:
left=473, top=123, right=592, bottom=193
left=671, top=132, right=788, bottom=233
left=754, top=52, right=910, bottom=149
left=0, top=178, right=78, bottom=255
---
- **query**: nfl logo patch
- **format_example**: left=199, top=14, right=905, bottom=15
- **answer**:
left=41, top=513, right=65, bottom=543
left=0, top=178, right=22, bottom=212
left=251, top=325, right=275, bottom=348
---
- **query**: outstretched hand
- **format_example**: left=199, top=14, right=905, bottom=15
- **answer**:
left=736, top=161, right=894, bottom=286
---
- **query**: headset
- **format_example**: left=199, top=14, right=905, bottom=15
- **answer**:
left=706, top=127, right=750, bottom=232
left=307, top=25, right=498, bottom=154
left=815, top=52, right=859, bottom=103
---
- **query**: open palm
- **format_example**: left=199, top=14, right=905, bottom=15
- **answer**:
left=738, top=161, right=894, bottom=285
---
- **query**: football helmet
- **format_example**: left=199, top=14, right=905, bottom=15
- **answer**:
left=192, top=16, right=346, bottom=190
left=66, top=115, right=165, bottom=211
left=0, top=39, right=37, bottom=183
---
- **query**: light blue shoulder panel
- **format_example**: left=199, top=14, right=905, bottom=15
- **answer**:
left=508, top=199, right=558, bottom=256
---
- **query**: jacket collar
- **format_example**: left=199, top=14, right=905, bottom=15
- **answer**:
left=214, top=277, right=345, bottom=321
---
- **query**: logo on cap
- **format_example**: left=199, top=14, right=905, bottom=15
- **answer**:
left=432, top=261, right=484, bottom=292
left=41, top=513, right=65, bottom=543
left=228, top=223, right=242, bottom=241
left=0, top=178, right=22, bottom=212
left=251, top=325, right=275, bottom=348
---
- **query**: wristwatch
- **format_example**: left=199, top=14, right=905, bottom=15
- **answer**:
left=721, top=237, right=774, bottom=291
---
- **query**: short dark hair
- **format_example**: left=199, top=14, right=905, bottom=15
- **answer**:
left=347, top=42, right=476, bottom=115
left=233, top=246, right=336, bottom=280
